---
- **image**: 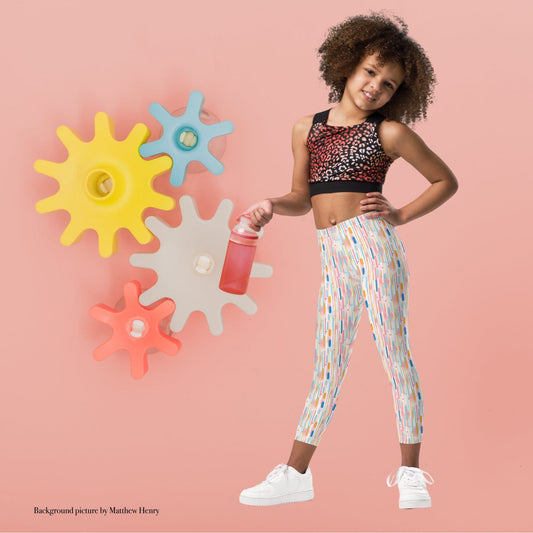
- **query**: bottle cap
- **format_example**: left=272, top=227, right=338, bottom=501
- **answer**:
left=236, top=213, right=264, bottom=239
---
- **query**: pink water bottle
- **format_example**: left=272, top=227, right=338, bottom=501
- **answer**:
left=219, top=214, right=261, bottom=294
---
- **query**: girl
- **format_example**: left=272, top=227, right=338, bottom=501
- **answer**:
left=238, top=11, right=458, bottom=509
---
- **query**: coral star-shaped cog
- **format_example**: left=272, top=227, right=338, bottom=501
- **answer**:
left=89, top=280, right=182, bottom=379
left=139, top=90, right=234, bottom=187
left=34, top=112, right=175, bottom=257
left=130, top=195, right=273, bottom=336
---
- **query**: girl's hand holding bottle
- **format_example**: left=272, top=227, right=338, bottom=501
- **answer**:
left=235, top=199, right=273, bottom=231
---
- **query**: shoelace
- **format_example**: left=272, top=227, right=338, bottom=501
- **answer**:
left=386, top=466, right=435, bottom=487
left=260, top=464, right=289, bottom=485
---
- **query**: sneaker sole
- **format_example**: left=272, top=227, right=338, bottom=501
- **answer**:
left=239, top=489, right=314, bottom=506
left=399, top=499, right=431, bottom=509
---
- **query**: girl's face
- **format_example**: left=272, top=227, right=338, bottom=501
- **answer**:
left=343, top=52, right=405, bottom=111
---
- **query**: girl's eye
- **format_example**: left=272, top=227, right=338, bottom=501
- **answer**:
left=365, top=68, right=394, bottom=89
left=366, top=69, right=394, bottom=90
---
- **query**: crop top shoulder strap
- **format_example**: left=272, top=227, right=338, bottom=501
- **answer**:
left=312, top=109, right=329, bottom=124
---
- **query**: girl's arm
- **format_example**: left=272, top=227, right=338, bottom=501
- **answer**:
left=267, top=116, right=313, bottom=216
left=384, top=122, right=459, bottom=224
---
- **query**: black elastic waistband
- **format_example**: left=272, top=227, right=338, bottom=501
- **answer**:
left=309, top=180, right=383, bottom=197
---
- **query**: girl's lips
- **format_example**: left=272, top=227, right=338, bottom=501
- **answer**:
left=362, top=90, right=376, bottom=102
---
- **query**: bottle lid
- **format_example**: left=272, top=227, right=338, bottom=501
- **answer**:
left=233, top=214, right=260, bottom=239
left=237, top=213, right=265, bottom=238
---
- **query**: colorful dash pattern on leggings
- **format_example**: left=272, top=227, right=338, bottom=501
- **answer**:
left=294, top=213, right=423, bottom=445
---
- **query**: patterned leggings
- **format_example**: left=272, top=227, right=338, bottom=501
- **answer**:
left=294, top=213, right=423, bottom=446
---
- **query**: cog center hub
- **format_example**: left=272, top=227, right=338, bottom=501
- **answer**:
left=86, top=169, right=114, bottom=199
left=128, top=318, right=148, bottom=338
left=176, top=126, right=198, bottom=150
left=193, top=252, right=215, bottom=275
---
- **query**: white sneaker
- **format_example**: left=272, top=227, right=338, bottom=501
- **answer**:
left=239, top=463, right=314, bottom=506
left=386, top=466, right=435, bottom=509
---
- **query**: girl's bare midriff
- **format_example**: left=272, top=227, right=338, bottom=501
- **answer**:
left=311, top=191, right=373, bottom=230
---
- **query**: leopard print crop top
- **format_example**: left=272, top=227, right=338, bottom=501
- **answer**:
left=306, top=108, right=394, bottom=197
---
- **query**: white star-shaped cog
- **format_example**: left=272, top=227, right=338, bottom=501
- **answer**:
left=130, top=195, right=273, bottom=336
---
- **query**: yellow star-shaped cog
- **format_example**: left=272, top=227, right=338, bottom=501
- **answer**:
left=34, top=112, right=175, bottom=257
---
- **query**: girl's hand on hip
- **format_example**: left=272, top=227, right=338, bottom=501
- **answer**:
left=235, top=199, right=273, bottom=231
left=360, top=192, right=403, bottom=226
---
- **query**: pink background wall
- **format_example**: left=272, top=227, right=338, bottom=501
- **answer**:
left=1, top=0, right=531, bottom=531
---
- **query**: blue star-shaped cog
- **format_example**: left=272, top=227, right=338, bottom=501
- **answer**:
left=139, top=90, right=234, bottom=187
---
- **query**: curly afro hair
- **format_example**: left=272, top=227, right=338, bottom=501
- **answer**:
left=316, top=10, right=437, bottom=125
